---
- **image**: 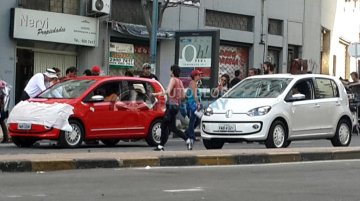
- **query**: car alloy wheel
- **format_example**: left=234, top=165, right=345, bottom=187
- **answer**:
left=273, top=125, right=285, bottom=147
left=339, top=123, right=350, bottom=144
left=59, top=119, right=84, bottom=148
left=332, top=119, right=351, bottom=146
left=266, top=120, right=287, bottom=148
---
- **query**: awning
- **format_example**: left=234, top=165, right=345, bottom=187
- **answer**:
left=111, top=21, right=175, bottom=40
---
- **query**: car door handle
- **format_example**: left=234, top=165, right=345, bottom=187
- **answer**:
left=336, top=102, right=341, bottom=106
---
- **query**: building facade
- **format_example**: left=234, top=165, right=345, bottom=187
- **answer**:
left=0, top=0, right=359, bottom=109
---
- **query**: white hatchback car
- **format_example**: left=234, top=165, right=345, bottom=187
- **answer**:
left=201, top=74, right=353, bottom=149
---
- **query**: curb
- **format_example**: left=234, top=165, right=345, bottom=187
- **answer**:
left=1, top=149, right=360, bottom=172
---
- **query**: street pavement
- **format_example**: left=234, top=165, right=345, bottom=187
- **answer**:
left=0, top=135, right=360, bottom=172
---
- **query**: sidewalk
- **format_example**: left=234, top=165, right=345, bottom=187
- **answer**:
left=1, top=147, right=360, bottom=172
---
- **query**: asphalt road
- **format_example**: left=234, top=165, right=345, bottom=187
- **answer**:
left=0, top=160, right=359, bottom=201
left=1, top=134, right=360, bottom=155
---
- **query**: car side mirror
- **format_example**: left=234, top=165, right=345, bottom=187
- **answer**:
left=286, top=94, right=306, bottom=102
left=90, top=95, right=104, bottom=102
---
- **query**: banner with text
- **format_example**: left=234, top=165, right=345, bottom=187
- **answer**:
left=12, top=8, right=98, bottom=47
left=109, top=43, right=135, bottom=68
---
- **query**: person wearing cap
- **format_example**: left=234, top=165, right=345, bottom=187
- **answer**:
left=184, top=69, right=203, bottom=150
left=91, top=65, right=101, bottom=76
left=140, top=63, right=158, bottom=80
left=20, top=68, right=58, bottom=100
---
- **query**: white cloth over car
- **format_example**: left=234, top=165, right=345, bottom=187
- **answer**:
left=7, top=101, right=74, bottom=132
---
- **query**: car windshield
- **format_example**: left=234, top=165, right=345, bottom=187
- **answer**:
left=39, top=79, right=96, bottom=99
left=224, top=78, right=293, bottom=98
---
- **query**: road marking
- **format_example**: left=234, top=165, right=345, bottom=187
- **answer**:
left=7, top=195, right=23, bottom=198
left=163, top=187, right=204, bottom=193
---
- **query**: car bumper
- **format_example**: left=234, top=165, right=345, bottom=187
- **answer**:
left=8, top=123, right=61, bottom=140
left=200, top=114, right=272, bottom=141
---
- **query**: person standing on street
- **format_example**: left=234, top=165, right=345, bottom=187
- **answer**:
left=61, top=66, right=77, bottom=81
left=20, top=68, right=58, bottom=101
left=263, top=62, right=275, bottom=74
left=152, top=64, right=186, bottom=151
left=91, top=65, right=101, bottom=76
left=212, top=74, right=230, bottom=98
left=230, top=70, right=242, bottom=87
left=185, top=70, right=202, bottom=150
left=140, top=63, right=158, bottom=80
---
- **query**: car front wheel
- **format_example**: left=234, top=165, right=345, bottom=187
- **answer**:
left=203, top=139, right=224, bottom=149
left=58, top=119, right=84, bottom=148
left=265, top=120, right=287, bottom=148
left=331, top=119, right=351, bottom=146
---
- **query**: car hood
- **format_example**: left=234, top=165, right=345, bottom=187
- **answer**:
left=28, top=98, right=77, bottom=105
left=209, top=98, right=279, bottom=113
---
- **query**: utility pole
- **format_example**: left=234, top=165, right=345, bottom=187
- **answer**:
left=150, top=0, right=159, bottom=73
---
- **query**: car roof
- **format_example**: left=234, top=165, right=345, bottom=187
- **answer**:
left=70, top=76, right=160, bottom=84
left=247, top=73, right=338, bottom=81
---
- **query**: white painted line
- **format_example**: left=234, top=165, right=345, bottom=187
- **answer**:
left=32, top=194, right=47, bottom=197
left=163, top=187, right=204, bottom=193
left=7, top=195, right=23, bottom=198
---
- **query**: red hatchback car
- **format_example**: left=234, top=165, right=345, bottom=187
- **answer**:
left=8, top=76, right=166, bottom=148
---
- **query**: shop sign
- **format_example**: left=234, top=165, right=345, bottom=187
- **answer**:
left=11, top=8, right=98, bottom=47
left=178, top=36, right=212, bottom=68
left=109, top=43, right=135, bottom=68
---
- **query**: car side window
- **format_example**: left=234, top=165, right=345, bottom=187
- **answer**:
left=84, top=82, right=121, bottom=102
left=119, top=81, right=155, bottom=103
left=315, top=78, right=338, bottom=99
left=286, top=79, right=314, bottom=100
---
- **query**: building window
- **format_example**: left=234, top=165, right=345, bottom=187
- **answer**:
left=19, top=0, right=79, bottom=15
left=268, top=19, right=283, bottom=36
left=206, top=10, right=254, bottom=32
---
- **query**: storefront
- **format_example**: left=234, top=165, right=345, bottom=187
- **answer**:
left=10, top=8, right=99, bottom=102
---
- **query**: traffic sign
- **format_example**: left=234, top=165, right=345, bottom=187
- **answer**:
left=348, top=42, right=360, bottom=57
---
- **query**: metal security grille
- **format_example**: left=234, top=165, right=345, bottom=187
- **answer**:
left=268, top=19, right=283, bottom=36
left=19, top=0, right=79, bottom=14
left=34, top=52, right=77, bottom=77
left=219, top=45, right=249, bottom=81
left=205, top=10, right=253, bottom=31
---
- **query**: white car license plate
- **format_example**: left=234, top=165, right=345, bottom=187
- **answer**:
left=17, top=123, right=31, bottom=130
left=218, top=123, right=236, bottom=132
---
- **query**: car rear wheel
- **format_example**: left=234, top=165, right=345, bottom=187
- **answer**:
left=58, top=119, right=84, bottom=148
left=331, top=119, right=351, bottom=146
left=146, top=119, right=166, bottom=146
left=12, top=137, right=36, bottom=148
left=203, top=139, right=224, bottom=149
left=266, top=120, right=287, bottom=148
left=101, top=139, right=120, bottom=147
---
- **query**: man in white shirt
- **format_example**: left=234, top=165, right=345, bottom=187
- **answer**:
left=20, top=68, right=58, bottom=100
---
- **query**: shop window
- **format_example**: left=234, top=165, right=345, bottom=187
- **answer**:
left=267, top=47, right=281, bottom=73
left=268, top=19, right=283, bottom=36
left=206, top=10, right=253, bottom=32
left=19, top=0, right=79, bottom=15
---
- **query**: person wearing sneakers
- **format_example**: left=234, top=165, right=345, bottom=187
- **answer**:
left=152, top=64, right=187, bottom=151
left=185, top=69, right=203, bottom=150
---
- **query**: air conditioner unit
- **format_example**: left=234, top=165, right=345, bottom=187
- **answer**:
left=91, top=0, right=110, bottom=14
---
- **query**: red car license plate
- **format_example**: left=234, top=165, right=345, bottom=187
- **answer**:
left=17, top=123, right=32, bottom=130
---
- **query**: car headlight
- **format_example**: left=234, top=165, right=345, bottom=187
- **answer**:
left=204, top=107, right=213, bottom=116
left=247, top=106, right=271, bottom=116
